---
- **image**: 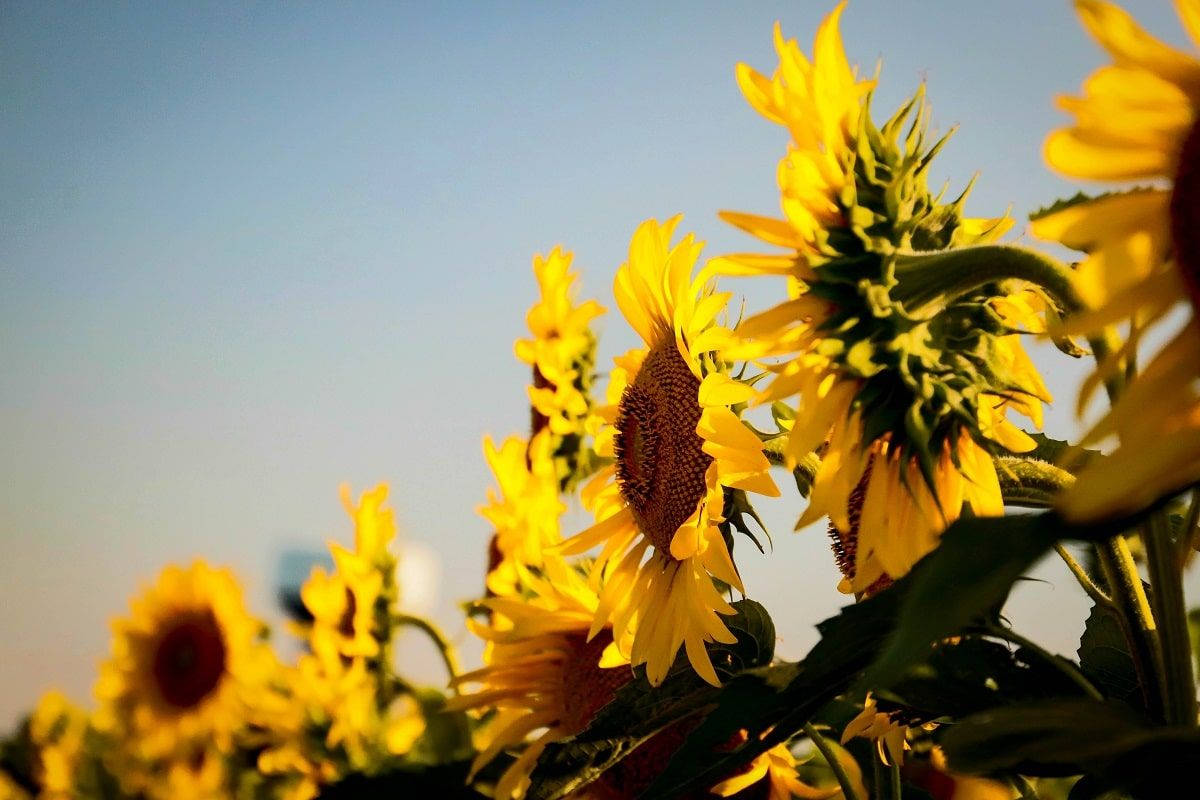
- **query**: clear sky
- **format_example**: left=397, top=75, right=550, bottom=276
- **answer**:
left=2, top=0, right=1194, bottom=725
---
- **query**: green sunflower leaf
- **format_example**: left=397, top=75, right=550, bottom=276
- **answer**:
left=643, top=511, right=1125, bottom=799
left=1078, top=603, right=1145, bottom=714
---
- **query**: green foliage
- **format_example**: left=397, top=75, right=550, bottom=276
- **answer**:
left=1078, top=604, right=1145, bottom=714
left=406, top=688, right=475, bottom=767
left=939, top=699, right=1200, bottom=799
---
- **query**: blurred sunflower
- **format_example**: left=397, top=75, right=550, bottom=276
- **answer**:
left=515, top=247, right=606, bottom=488
left=258, top=483, right=425, bottom=799
left=716, top=4, right=1048, bottom=592
left=93, top=561, right=270, bottom=797
left=560, top=216, right=778, bottom=686
left=479, top=432, right=565, bottom=597
left=1031, top=0, right=1200, bottom=521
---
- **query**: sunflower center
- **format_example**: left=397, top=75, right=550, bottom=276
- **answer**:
left=1171, top=116, right=1200, bottom=313
left=558, top=632, right=632, bottom=735
left=614, top=339, right=711, bottom=553
left=152, top=610, right=228, bottom=710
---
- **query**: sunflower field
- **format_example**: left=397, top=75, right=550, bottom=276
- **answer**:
left=4, top=2, right=1200, bottom=799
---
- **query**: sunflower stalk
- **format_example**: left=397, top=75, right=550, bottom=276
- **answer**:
left=803, top=723, right=863, bottom=800
left=393, top=614, right=460, bottom=680
left=1054, top=544, right=1113, bottom=609
left=1143, top=509, right=1198, bottom=726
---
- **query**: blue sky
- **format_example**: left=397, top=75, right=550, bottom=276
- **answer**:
left=1, top=0, right=1193, bottom=724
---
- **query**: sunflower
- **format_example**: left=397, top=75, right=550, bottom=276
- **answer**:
left=1031, top=0, right=1200, bottom=521
left=479, top=431, right=566, bottom=597
left=448, top=555, right=631, bottom=800
left=93, top=561, right=270, bottom=797
left=515, top=247, right=605, bottom=468
left=716, top=5, right=1049, bottom=590
left=558, top=216, right=779, bottom=687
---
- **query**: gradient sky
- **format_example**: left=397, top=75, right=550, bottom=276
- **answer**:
left=2, top=0, right=1195, bottom=725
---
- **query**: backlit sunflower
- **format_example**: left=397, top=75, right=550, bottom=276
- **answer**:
left=1031, top=0, right=1200, bottom=521
left=448, top=555, right=631, bottom=800
left=716, top=5, right=1049, bottom=591
left=93, top=561, right=271, bottom=797
left=479, top=431, right=565, bottom=597
left=515, top=247, right=606, bottom=488
left=560, top=216, right=779, bottom=687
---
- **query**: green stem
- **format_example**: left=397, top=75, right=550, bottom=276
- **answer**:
left=889, top=758, right=902, bottom=800
left=394, top=613, right=461, bottom=680
left=1144, top=510, right=1197, bottom=725
left=983, top=626, right=1103, bottom=702
left=804, top=723, right=863, bottom=800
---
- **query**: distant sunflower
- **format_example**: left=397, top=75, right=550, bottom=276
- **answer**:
left=449, top=556, right=631, bottom=800
left=478, top=431, right=565, bottom=596
left=515, top=246, right=605, bottom=437
left=94, top=562, right=269, bottom=796
left=559, top=216, right=779, bottom=687
left=1032, top=0, right=1200, bottom=521
left=258, top=484, right=424, bottom=798
left=515, top=247, right=606, bottom=487
left=717, top=5, right=1048, bottom=591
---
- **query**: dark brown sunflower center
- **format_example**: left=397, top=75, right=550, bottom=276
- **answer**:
left=614, top=339, right=711, bottom=553
left=152, top=610, right=228, bottom=710
left=558, top=632, right=632, bottom=735
left=1170, top=116, right=1200, bottom=313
